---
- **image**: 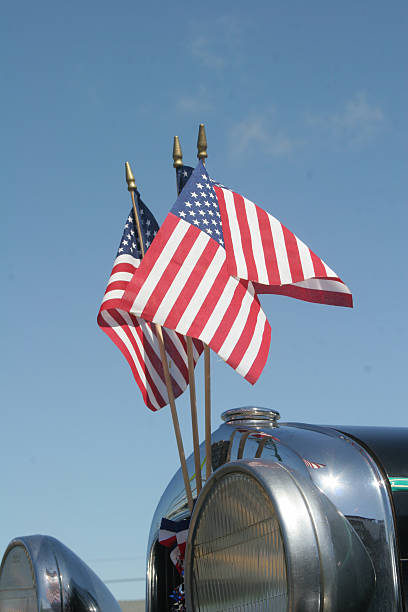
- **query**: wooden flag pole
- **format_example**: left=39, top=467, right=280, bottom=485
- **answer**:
left=173, top=136, right=202, bottom=494
left=197, top=124, right=212, bottom=482
left=125, top=161, right=194, bottom=512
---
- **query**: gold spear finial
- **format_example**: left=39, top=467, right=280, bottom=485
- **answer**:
left=173, top=136, right=183, bottom=168
left=197, top=123, right=208, bottom=160
left=125, top=161, right=137, bottom=192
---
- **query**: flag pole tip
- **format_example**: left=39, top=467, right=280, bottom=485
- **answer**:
left=197, top=123, right=208, bottom=160
left=125, top=161, right=137, bottom=191
left=173, top=136, right=183, bottom=168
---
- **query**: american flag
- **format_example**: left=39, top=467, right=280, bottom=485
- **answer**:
left=120, top=162, right=271, bottom=385
left=97, top=193, right=203, bottom=411
left=214, top=185, right=353, bottom=307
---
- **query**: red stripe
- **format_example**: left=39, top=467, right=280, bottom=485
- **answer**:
left=97, top=312, right=159, bottom=411
left=161, top=327, right=189, bottom=383
left=282, top=226, right=304, bottom=283
left=226, top=297, right=261, bottom=373
left=99, top=298, right=122, bottom=311
left=111, top=262, right=138, bottom=275
left=120, top=215, right=180, bottom=312
left=253, top=282, right=353, bottom=307
left=214, top=186, right=237, bottom=277
left=210, top=281, right=247, bottom=353
left=186, top=265, right=230, bottom=339
left=256, top=206, right=281, bottom=285
left=141, top=221, right=201, bottom=321
left=310, top=249, right=328, bottom=278
left=163, top=235, right=220, bottom=330
left=104, top=280, right=128, bottom=294
left=244, top=318, right=272, bottom=384
left=233, top=192, right=259, bottom=281
left=107, top=309, right=171, bottom=406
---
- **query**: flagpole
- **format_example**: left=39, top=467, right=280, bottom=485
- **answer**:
left=197, top=123, right=212, bottom=482
left=125, top=161, right=194, bottom=513
left=173, top=136, right=202, bottom=495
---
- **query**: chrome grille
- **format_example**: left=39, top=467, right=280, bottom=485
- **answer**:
left=190, top=472, right=288, bottom=611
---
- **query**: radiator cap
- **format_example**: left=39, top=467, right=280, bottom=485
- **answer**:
left=221, top=406, right=280, bottom=425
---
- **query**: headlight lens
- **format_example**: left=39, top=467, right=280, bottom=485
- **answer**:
left=190, top=472, right=288, bottom=611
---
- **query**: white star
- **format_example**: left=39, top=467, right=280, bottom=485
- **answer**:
left=132, top=242, right=137, bottom=248
left=185, top=201, right=192, bottom=207
left=118, top=247, right=124, bottom=252
left=209, top=193, right=214, bottom=199
left=206, top=183, right=211, bottom=189
left=191, top=191, right=198, bottom=198
left=140, top=208, right=144, bottom=215
left=196, top=182, right=203, bottom=189
left=199, top=210, right=205, bottom=216
left=200, top=191, right=206, bottom=197
left=204, top=200, right=211, bottom=207
left=211, top=219, right=217, bottom=225
left=127, top=233, right=131, bottom=239
left=213, top=201, right=217, bottom=208
left=195, top=200, right=202, bottom=207
left=146, top=219, right=151, bottom=226
left=206, top=228, right=213, bottom=235
left=145, top=240, right=150, bottom=248
left=193, top=219, right=200, bottom=225
left=216, top=212, right=220, bottom=218
left=180, top=211, right=186, bottom=218
left=189, top=210, right=196, bottom=217
left=183, top=170, right=187, bottom=177
left=146, top=230, right=151, bottom=237
left=130, top=229, right=135, bottom=235
left=208, top=210, right=214, bottom=216
left=153, top=231, right=157, bottom=236
left=123, top=240, right=128, bottom=245
left=220, top=239, right=224, bottom=245
left=127, top=216, right=132, bottom=222
left=202, top=173, right=207, bottom=179
left=215, top=229, right=220, bottom=235
left=203, top=219, right=209, bottom=225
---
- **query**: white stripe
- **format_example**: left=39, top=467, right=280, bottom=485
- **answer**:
left=243, top=197, right=269, bottom=284
left=222, top=188, right=248, bottom=278
left=176, top=529, right=189, bottom=544
left=108, top=271, right=134, bottom=284
left=159, top=530, right=176, bottom=542
left=268, top=214, right=292, bottom=284
left=130, top=221, right=190, bottom=315
left=200, top=276, right=238, bottom=344
left=163, top=328, right=188, bottom=369
left=296, top=237, right=315, bottom=280
left=155, top=326, right=188, bottom=392
left=218, top=285, right=255, bottom=360
left=293, top=278, right=351, bottom=294
left=120, top=312, right=172, bottom=403
left=322, top=261, right=337, bottom=277
left=154, top=231, right=210, bottom=324
left=176, top=247, right=226, bottom=335
left=102, top=289, right=125, bottom=303
left=100, top=310, right=161, bottom=410
left=236, top=306, right=267, bottom=378
left=112, top=254, right=141, bottom=268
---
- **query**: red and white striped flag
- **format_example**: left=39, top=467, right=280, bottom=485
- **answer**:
left=120, top=162, right=271, bottom=385
left=215, top=186, right=352, bottom=307
left=98, top=196, right=203, bottom=412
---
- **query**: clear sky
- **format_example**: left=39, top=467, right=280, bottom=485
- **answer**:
left=1, top=0, right=407, bottom=602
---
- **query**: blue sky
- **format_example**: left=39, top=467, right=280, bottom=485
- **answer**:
left=1, top=1, right=407, bottom=601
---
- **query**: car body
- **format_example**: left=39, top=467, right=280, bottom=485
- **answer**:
left=147, top=407, right=408, bottom=611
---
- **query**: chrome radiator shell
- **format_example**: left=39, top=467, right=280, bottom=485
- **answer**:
left=147, top=414, right=403, bottom=611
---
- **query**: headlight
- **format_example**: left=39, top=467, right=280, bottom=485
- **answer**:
left=185, top=460, right=375, bottom=612
left=0, top=535, right=121, bottom=612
